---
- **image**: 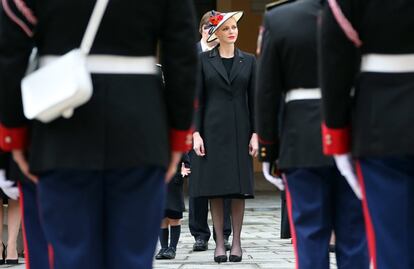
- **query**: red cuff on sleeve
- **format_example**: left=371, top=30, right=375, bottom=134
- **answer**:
left=170, top=128, right=193, bottom=152
left=0, top=124, right=29, bottom=151
left=321, top=123, right=350, bottom=155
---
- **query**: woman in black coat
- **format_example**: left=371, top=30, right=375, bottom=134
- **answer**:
left=190, top=11, right=258, bottom=263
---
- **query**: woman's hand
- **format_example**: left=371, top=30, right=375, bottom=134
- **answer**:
left=249, top=133, right=258, bottom=157
left=193, top=132, right=206, bottom=157
left=165, top=151, right=183, bottom=183
left=12, top=149, right=38, bottom=184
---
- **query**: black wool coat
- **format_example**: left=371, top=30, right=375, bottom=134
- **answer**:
left=190, top=47, right=256, bottom=198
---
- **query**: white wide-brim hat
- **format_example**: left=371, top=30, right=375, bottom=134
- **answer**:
left=207, top=11, right=244, bottom=43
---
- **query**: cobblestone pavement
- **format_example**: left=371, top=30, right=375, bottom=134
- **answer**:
left=154, top=192, right=338, bottom=269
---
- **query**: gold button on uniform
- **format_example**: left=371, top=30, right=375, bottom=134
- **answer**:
left=325, top=134, right=332, bottom=145
left=4, top=136, right=11, bottom=144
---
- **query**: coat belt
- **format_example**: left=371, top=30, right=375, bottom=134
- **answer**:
left=285, top=88, right=321, bottom=103
left=361, top=54, right=414, bottom=73
left=39, top=55, right=158, bottom=74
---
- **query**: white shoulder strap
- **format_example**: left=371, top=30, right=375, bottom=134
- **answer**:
left=327, top=0, right=362, bottom=48
left=80, top=0, right=110, bottom=54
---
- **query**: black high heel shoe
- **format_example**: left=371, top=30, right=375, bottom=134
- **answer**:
left=229, top=247, right=242, bottom=262
left=214, top=255, right=227, bottom=263
left=229, top=254, right=242, bottom=262
left=4, top=245, right=19, bottom=265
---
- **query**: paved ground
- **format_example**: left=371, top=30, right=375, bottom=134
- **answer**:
left=154, top=192, right=338, bottom=269
left=9, top=192, right=338, bottom=269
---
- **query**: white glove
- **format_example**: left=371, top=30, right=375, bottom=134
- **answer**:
left=333, top=153, right=363, bottom=200
left=0, top=170, right=19, bottom=200
left=262, top=162, right=285, bottom=191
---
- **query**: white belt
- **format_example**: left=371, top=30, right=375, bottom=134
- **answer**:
left=39, top=55, right=158, bottom=74
left=361, top=54, right=414, bottom=73
left=285, top=88, right=321, bottom=103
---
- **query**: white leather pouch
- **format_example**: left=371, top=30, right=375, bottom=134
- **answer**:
left=21, top=0, right=109, bottom=123
left=22, top=49, right=92, bottom=122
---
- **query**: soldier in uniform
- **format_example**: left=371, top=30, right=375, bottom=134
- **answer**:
left=0, top=1, right=198, bottom=269
left=319, top=0, right=414, bottom=268
left=0, top=7, right=49, bottom=265
left=255, top=0, right=368, bottom=268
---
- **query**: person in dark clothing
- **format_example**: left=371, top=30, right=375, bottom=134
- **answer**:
left=155, top=154, right=190, bottom=260
left=0, top=44, right=49, bottom=268
left=255, top=0, right=368, bottom=268
left=190, top=11, right=232, bottom=252
left=319, top=0, right=414, bottom=268
left=0, top=1, right=198, bottom=268
left=191, top=11, right=257, bottom=263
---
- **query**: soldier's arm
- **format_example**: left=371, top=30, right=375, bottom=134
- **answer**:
left=319, top=0, right=360, bottom=155
left=160, top=0, right=198, bottom=152
left=0, top=0, right=36, bottom=151
left=255, top=14, right=283, bottom=163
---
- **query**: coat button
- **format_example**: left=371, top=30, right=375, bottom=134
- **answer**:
left=325, top=134, right=332, bottom=145
left=261, top=152, right=266, bottom=157
left=4, top=136, right=11, bottom=144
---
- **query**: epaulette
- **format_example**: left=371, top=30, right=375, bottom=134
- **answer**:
left=265, top=0, right=295, bottom=11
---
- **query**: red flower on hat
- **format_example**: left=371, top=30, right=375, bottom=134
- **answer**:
left=209, top=13, right=224, bottom=27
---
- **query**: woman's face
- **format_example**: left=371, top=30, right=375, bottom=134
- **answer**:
left=215, top=17, right=238, bottom=45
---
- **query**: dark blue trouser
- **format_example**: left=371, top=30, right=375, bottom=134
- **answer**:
left=37, top=167, right=165, bottom=269
left=19, top=181, right=50, bottom=269
left=357, top=156, right=414, bottom=269
left=284, top=166, right=369, bottom=269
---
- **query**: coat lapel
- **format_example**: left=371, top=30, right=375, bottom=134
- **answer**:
left=229, top=49, right=245, bottom=83
left=208, top=48, right=230, bottom=84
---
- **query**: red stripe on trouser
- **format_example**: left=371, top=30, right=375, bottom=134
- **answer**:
left=18, top=182, right=31, bottom=269
left=48, top=244, right=54, bottom=269
left=356, top=161, right=377, bottom=269
left=283, top=174, right=299, bottom=269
